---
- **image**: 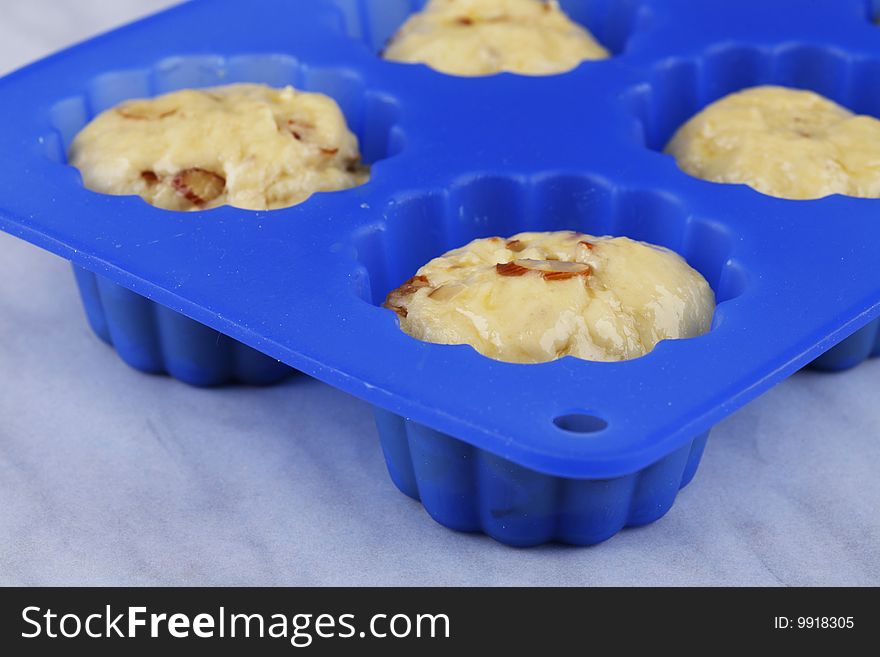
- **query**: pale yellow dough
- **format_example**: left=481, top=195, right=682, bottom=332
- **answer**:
left=385, top=231, right=714, bottom=364
left=69, top=83, right=368, bottom=211
left=383, top=0, right=609, bottom=76
left=665, top=85, right=880, bottom=200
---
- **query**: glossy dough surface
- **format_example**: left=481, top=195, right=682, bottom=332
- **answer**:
left=383, top=0, right=609, bottom=76
left=70, top=83, right=367, bottom=211
left=666, top=85, right=880, bottom=200
left=385, top=231, right=715, bottom=364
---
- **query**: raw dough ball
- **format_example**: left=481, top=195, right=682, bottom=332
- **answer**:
left=383, top=0, right=609, bottom=76
left=69, top=83, right=368, bottom=211
left=665, top=85, right=880, bottom=200
left=384, top=231, right=715, bottom=363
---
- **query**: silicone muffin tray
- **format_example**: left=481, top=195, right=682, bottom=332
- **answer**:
left=74, top=266, right=293, bottom=385
left=1, top=0, right=880, bottom=546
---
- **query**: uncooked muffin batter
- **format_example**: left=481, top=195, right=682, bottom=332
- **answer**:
left=385, top=231, right=714, bottom=363
left=665, top=85, right=880, bottom=200
left=383, top=0, right=609, bottom=76
left=69, top=83, right=368, bottom=211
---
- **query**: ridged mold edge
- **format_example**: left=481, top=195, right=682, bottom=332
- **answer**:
left=73, top=266, right=292, bottom=387
left=374, top=407, right=709, bottom=547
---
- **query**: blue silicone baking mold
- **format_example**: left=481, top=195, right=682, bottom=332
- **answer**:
left=1, top=0, right=880, bottom=546
left=73, top=266, right=292, bottom=386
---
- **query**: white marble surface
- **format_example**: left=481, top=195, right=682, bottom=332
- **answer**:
left=0, top=0, right=878, bottom=586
